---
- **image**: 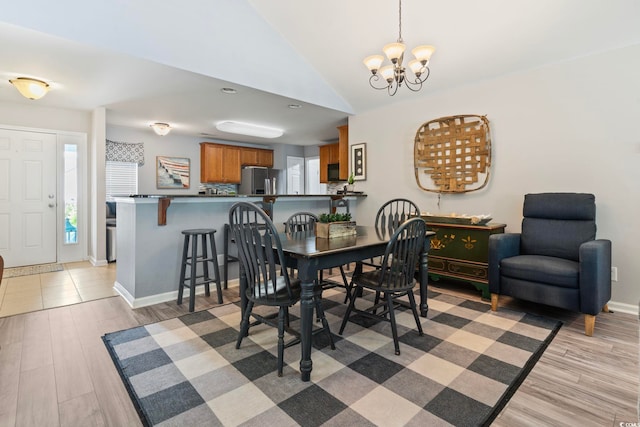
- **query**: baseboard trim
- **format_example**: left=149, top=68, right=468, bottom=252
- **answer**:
left=113, top=279, right=239, bottom=309
left=89, top=256, right=108, bottom=267
left=607, top=301, right=638, bottom=316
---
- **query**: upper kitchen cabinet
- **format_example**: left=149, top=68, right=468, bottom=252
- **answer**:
left=337, top=125, right=349, bottom=180
left=241, top=147, right=274, bottom=167
left=201, top=143, right=274, bottom=183
left=256, top=149, right=274, bottom=167
left=320, top=125, right=349, bottom=183
left=200, top=143, right=241, bottom=183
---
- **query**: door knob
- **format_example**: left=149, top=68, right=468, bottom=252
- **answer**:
left=48, top=194, right=55, bottom=199
left=48, top=203, right=55, bottom=208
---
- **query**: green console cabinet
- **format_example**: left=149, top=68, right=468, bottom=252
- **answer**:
left=423, top=221, right=506, bottom=299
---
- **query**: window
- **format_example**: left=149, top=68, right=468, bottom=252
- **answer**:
left=64, top=144, right=78, bottom=244
left=106, top=161, right=138, bottom=200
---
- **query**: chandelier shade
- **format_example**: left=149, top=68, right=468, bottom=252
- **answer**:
left=412, top=45, right=436, bottom=63
left=363, top=0, right=435, bottom=95
left=363, top=55, right=384, bottom=73
left=9, top=77, right=50, bottom=100
left=383, top=42, right=405, bottom=63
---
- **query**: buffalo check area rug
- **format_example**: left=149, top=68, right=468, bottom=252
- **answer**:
left=103, top=288, right=561, bottom=426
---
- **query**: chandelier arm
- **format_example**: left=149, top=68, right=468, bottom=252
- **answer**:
left=404, top=67, right=431, bottom=91
left=404, top=79, right=423, bottom=92
left=369, top=74, right=392, bottom=91
left=387, top=80, right=399, bottom=96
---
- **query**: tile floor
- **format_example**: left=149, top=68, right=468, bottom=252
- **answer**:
left=0, top=261, right=117, bottom=318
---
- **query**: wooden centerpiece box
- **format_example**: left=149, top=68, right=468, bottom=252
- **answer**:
left=315, top=212, right=356, bottom=239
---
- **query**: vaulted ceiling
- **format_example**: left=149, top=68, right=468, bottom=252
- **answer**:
left=1, top=0, right=639, bottom=145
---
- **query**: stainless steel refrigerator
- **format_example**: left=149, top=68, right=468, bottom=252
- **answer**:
left=238, top=167, right=279, bottom=194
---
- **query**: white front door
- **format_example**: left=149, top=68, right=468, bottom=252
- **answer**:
left=0, top=129, right=57, bottom=267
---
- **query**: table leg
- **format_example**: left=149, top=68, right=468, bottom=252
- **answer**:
left=419, top=238, right=430, bottom=317
left=296, top=260, right=315, bottom=382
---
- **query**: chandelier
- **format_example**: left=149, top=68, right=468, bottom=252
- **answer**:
left=363, top=0, right=435, bottom=96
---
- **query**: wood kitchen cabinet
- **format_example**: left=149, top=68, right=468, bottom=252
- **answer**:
left=240, top=147, right=274, bottom=167
left=320, top=125, right=349, bottom=183
left=337, top=125, right=349, bottom=180
left=201, top=143, right=274, bottom=183
left=256, top=149, right=273, bottom=167
left=200, top=143, right=241, bottom=183
left=328, top=143, right=340, bottom=164
left=319, top=144, right=331, bottom=182
left=240, top=148, right=257, bottom=166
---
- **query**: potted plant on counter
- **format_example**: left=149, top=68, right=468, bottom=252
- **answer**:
left=346, top=173, right=355, bottom=192
left=315, top=212, right=356, bottom=238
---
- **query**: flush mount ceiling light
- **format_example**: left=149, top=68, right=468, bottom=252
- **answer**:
left=215, top=121, right=283, bottom=139
left=363, top=0, right=435, bottom=96
left=150, top=122, right=172, bottom=136
left=9, top=77, right=50, bottom=100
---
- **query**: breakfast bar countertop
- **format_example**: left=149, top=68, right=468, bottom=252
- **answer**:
left=112, top=192, right=366, bottom=308
left=124, top=193, right=367, bottom=199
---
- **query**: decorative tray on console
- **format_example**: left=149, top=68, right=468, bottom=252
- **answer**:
left=420, top=213, right=492, bottom=226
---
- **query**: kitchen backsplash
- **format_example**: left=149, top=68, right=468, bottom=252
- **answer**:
left=199, top=183, right=238, bottom=195
left=199, top=182, right=348, bottom=195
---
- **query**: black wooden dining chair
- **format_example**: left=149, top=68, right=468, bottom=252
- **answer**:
left=223, top=200, right=273, bottom=289
left=284, top=211, right=351, bottom=303
left=361, top=198, right=421, bottom=273
left=339, top=217, right=427, bottom=355
left=370, top=198, right=421, bottom=310
left=374, top=198, right=421, bottom=247
left=229, top=202, right=334, bottom=376
left=284, top=211, right=318, bottom=233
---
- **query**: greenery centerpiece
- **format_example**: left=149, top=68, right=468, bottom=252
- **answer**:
left=315, top=212, right=356, bottom=238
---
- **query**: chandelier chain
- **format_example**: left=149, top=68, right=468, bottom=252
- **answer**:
left=398, top=0, right=403, bottom=42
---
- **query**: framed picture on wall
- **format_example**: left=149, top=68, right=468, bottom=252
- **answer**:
left=156, top=156, right=190, bottom=189
left=351, top=143, right=366, bottom=181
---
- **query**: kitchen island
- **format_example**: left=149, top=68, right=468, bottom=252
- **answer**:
left=112, top=194, right=366, bottom=308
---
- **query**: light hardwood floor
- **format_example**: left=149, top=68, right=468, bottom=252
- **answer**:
left=0, top=270, right=637, bottom=426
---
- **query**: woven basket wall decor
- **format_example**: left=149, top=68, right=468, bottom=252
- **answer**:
left=414, top=114, right=491, bottom=193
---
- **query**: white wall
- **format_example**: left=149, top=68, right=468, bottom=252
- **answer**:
left=107, top=126, right=203, bottom=195
left=349, top=44, right=640, bottom=311
left=0, top=101, right=92, bottom=134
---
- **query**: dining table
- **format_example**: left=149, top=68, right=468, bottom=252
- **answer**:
left=266, top=225, right=434, bottom=382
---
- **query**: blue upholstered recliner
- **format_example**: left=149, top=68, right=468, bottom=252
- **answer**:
left=488, top=193, right=611, bottom=336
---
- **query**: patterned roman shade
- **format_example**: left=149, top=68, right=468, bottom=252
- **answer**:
left=106, top=139, right=145, bottom=165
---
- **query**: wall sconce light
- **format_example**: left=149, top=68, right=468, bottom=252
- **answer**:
left=9, top=77, right=50, bottom=100
left=150, top=122, right=171, bottom=136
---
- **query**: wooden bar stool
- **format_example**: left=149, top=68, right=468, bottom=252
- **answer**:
left=177, top=229, right=222, bottom=312
left=223, top=223, right=238, bottom=289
